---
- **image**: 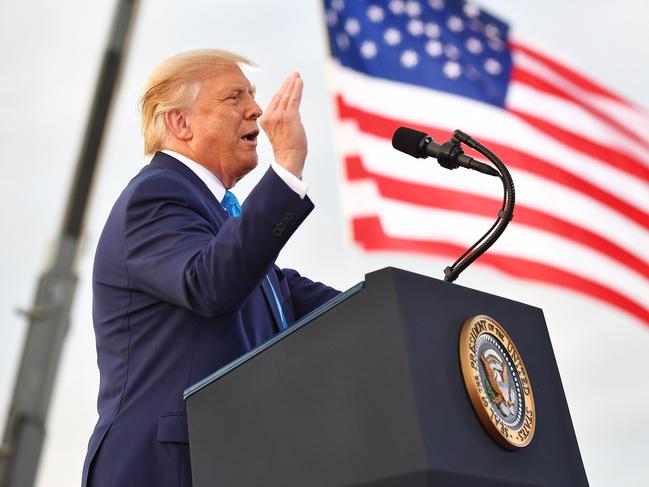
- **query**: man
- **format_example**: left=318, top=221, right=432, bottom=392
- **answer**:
left=82, top=49, right=340, bottom=487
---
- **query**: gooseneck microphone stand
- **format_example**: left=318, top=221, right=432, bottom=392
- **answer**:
left=442, top=129, right=515, bottom=283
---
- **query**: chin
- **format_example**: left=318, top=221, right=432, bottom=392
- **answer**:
left=232, top=157, right=258, bottom=185
left=244, top=156, right=258, bottom=173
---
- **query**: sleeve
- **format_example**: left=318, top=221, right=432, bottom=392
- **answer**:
left=123, top=167, right=314, bottom=317
left=282, top=268, right=341, bottom=321
left=270, top=161, right=308, bottom=198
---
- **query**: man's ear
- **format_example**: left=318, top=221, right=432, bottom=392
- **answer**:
left=164, top=110, right=193, bottom=141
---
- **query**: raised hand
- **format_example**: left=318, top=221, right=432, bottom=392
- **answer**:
left=260, top=72, right=307, bottom=178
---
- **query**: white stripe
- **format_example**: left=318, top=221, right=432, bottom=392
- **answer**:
left=335, top=125, right=649, bottom=263
left=341, top=179, right=649, bottom=306
left=507, top=81, right=649, bottom=164
left=587, top=96, right=649, bottom=142
left=331, top=63, right=649, bottom=213
left=511, top=49, right=649, bottom=145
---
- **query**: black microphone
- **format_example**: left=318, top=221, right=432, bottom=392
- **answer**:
left=392, top=127, right=500, bottom=177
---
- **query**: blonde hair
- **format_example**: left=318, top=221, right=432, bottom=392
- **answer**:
left=140, top=49, right=254, bottom=156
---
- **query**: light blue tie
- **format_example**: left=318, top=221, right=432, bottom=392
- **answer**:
left=221, top=190, right=242, bottom=217
left=219, top=191, right=288, bottom=331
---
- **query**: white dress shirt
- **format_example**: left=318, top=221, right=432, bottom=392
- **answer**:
left=161, top=150, right=308, bottom=202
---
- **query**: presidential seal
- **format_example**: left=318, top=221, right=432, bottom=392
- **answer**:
left=459, top=315, right=535, bottom=449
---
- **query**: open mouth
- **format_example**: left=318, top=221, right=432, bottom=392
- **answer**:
left=241, top=130, right=259, bottom=142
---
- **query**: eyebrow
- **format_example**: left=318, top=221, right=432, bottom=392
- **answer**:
left=220, top=84, right=256, bottom=99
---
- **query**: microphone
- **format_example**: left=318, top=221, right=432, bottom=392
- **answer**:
left=392, top=127, right=500, bottom=177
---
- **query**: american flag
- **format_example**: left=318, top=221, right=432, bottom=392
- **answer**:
left=323, top=0, right=649, bottom=326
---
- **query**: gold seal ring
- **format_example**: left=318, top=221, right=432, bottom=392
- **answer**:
left=459, top=315, right=536, bottom=449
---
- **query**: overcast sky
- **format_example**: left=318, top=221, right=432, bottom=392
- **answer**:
left=1, top=1, right=648, bottom=485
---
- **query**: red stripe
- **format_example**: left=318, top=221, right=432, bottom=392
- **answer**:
left=509, top=108, right=649, bottom=183
left=511, top=66, right=649, bottom=151
left=336, top=94, right=649, bottom=231
left=345, top=155, right=649, bottom=280
left=509, top=41, right=630, bottom=106
left=352, top=215, right=649, bottom=327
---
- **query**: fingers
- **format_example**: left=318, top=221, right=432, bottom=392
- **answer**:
left=266, top=74, right=292, bottom=112
left=259, top=71, right=308, bottom=178
left=287, top=75, right=303, bottom=110
left=277, top=72, right=299, bottom=112
left=266, top=72, right=301, bottom=114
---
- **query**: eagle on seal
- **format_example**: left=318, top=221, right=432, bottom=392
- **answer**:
left=481, top=349, right=515, bottom=416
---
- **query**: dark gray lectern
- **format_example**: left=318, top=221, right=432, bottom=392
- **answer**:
left=184, top=267, right=588, bottom=486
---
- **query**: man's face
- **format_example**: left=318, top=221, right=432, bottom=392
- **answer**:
left=187, top=65, right=262, bottom=188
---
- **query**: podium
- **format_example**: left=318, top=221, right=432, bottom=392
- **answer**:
left=183, top=267, right=588, bottom=486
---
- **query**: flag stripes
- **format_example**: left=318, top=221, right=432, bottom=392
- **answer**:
left=341, top=157, right=649, bottom=307
left=510, top=66, right=649, bottom=151
left=344, top=155, right=649, bottom=280
left=351, top=216, right=649, bottom=325
left=508, top=108, right=649, bottom=182
left=333, top=69, right=649, bottom=213
left=509, top=41, right=636, bottom=109
left=336, top=93, right=649, bottom=230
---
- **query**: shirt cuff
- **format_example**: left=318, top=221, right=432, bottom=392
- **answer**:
left=271, top=161, right=308, bottom=199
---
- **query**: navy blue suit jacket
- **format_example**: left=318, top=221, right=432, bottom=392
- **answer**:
left=82, top=152, right=339, bottom=486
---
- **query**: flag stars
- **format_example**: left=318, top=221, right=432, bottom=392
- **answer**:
left=463, top=2, right=481, bottom=18
left=331, top=0, right=345, bottom=12
left=425, top=39, right=443, bottom=57
left=465, top=64, right=480, bottom=80
left=468, top=18, right=484, bottom=33
left=345, top=18, right=361, bottom=36
left=367, top=5, right=385, bottom=23
left=389, top=0, right=406, bottom=15
left=405, top=1, right=422, bottom=17
left=485, top=23, right=500, bottom=39
left=400, top=49, right=419, bottom=68
left=326, top=10, right=338, bottom=27
left=327, top=1, right=509, bottom=91
left=384, top=27, right=402, bottom=45
left=444, top=43, right=461, bottom=60
left=360, top=40, right=378, bottom=59
left=407, top=19, right=425, bottom=36
left=336, top=32, right=350, bottom=50
left=424, top=22, right=440, bottom=38
left=443, top=61, right=462, bottom=79
left=447, top=15, right=464, bottom=32
left=489, top=38, right=505, bottom=52
left=466, top=37, right=483, bottom=54
left=484, top=58, right=502, bottom=75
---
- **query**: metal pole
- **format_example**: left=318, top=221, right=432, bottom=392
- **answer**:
left=0, top=1, right=138, bottom=485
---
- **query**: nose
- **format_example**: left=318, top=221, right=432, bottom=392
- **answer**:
left=247, top=98, right=262, bottom=120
